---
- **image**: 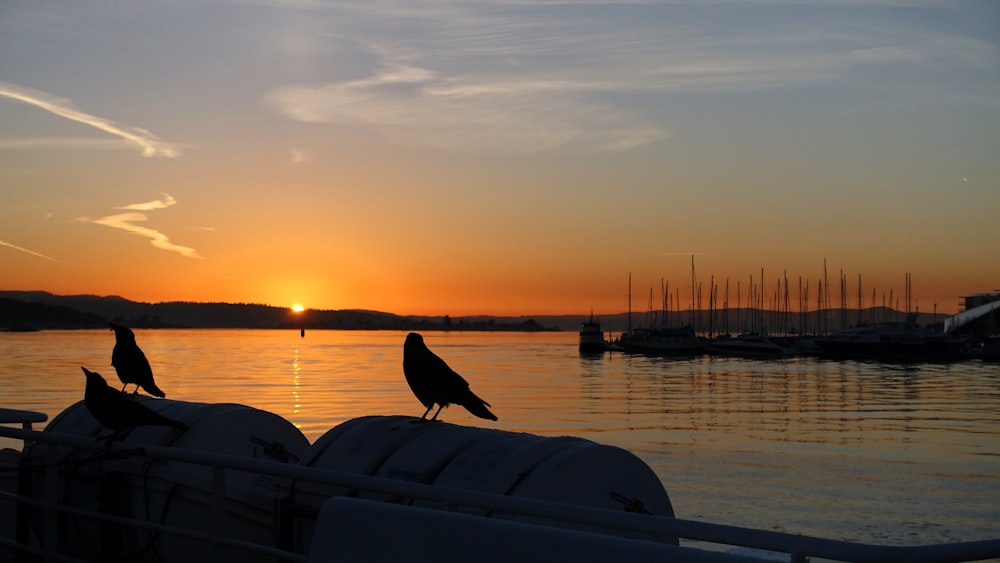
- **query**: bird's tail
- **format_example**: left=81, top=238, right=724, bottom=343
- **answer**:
left=143, top=383, right=166, bottom=398
left=461, top=391, right=498, bottom=421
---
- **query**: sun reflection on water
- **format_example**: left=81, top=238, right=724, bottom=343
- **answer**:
left=292, top=346, right=301, bottom=418
left=1, top=329, right=998, bottom=546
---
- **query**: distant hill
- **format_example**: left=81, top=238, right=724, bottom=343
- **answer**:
left=0, top=291, right=148, bottom=322
left=0, top=297, right=109, bottom=330
left=0, top=290, right=955, bottom=333
left=0, top=291, right=564, bottom=331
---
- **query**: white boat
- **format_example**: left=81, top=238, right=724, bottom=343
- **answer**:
left=578, top=313, right=606, bottom=354
left=3, top=404, right=999, bottom=562
left=982, top=336, right=1000, bottom=361
left=618, top=325, right=705, bottom=356
left=706, top=334, right=797, bottom=358
left=815, top=313, right=975, bottom=361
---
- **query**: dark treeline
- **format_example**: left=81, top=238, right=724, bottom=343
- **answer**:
left=0, top=298, right=108, bottom=330
left=1, top=291, right=974, bottom=334
left=0, top=293, right=555, bottom=332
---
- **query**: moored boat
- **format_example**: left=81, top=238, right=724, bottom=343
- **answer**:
left=578, top=314, right=607, bottom=354
left=618, top=325, right=705, bottom=356
left=815, top=313, right=975, bottom=361
left=982, top=336, right=1000, bottom=361
left=706, top=334, right=797, bottom=358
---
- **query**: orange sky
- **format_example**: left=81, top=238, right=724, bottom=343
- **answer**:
left=2, top=3, right=998, bottom=317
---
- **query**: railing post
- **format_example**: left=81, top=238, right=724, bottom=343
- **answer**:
left=15, top=448, right=33, bottom=562
left=212, top=464, right=227, bottom=563
left=42, top=442, right=58, bottom=562
left=19, top=420, right=34, bottom=449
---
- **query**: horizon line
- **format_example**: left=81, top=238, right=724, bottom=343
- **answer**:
left=0, top=289, right=979, bottom=318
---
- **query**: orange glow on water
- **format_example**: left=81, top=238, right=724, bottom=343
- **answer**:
left=2, top=329, right=999, bottom=546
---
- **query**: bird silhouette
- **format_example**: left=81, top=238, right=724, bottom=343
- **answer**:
left=402, top=332, right=498, bottom=421
left=82, top=367, right=187, bottom=436
left=109, top=322, right=165, bottom=397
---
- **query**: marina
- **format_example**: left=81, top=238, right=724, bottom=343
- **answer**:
left=581, top=270, right=999, bottom=363
left=582, top=291, right=1000, bottom=362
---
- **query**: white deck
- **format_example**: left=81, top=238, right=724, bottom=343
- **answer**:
left=3, top=407, right=999, bottom=563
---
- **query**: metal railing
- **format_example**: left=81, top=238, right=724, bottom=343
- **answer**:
left=2, top=408, right=999, bottom=563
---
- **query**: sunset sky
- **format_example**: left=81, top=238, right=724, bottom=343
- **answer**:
left=1, top=1, right=998, bottom=316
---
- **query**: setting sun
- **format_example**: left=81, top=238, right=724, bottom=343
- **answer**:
left=291, top=304, right=305, bottom=313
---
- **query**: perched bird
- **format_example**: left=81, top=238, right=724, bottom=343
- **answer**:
left=402, top=332, right=498, bottom=421
left=82, top=367, right=187, bottom=436
left=109, top=322, right=165, bottom=397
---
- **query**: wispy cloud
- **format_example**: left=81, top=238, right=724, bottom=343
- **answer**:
left=0, top=82, right=181, bottom=158
left=0, top=239, right=57, bottom=262
left=266, top=61, right=666, bottom=153
left=83, top=193, right=203, bottom=259
left=117, top=193, right=178, bottom=211
left=0, top=138, right=141, bottom=151
left=261, top=1, right=997, bottom=153
left=259, top=3, right=792, bottom=152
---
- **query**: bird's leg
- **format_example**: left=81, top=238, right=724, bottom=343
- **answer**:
left=120, top=383, right=128, bottom=393
left=430, top=404, right=445, bottom=421
left=410, top=406, right=435, bottom=424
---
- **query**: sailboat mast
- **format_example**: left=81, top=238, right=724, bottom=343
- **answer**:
left=823, top=259, right=830, bottom=335
left=724, top=278, right=730, bottom=336
left=840, top=269, right=846, bottom=330
left=709, top=275, right=715, bottom=338
left=660, top=278, right=666, bottom=326
left=803, top=278, right=810, bottom=336
left=627, top=272, right=632, bottom=332
left=760, top=267, right=765, bottom=335
left=736, top=280, right=742, bottom=334
left=690, top=255, right=696, bottom=328
left=857, top=273, right=863, bottom=326
left=818, top=279, right=823, bottom=335
left=871, top=287, right=876, bottom=325
left=647, top=287, right=654, bottom=329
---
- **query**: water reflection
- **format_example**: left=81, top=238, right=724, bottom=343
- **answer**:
left=4, top=330, right=998, bottom=449
left=1, top=329, right=998, bottom=545
left=292, top=347, right=301, bottom=417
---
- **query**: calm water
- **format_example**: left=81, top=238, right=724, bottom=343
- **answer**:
left=2, top=329, right=999, bottom=547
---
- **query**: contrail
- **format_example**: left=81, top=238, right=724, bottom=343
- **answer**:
left=0, top=239, right=57, bottom=261
left=0, top=82, right=180, bottom=158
